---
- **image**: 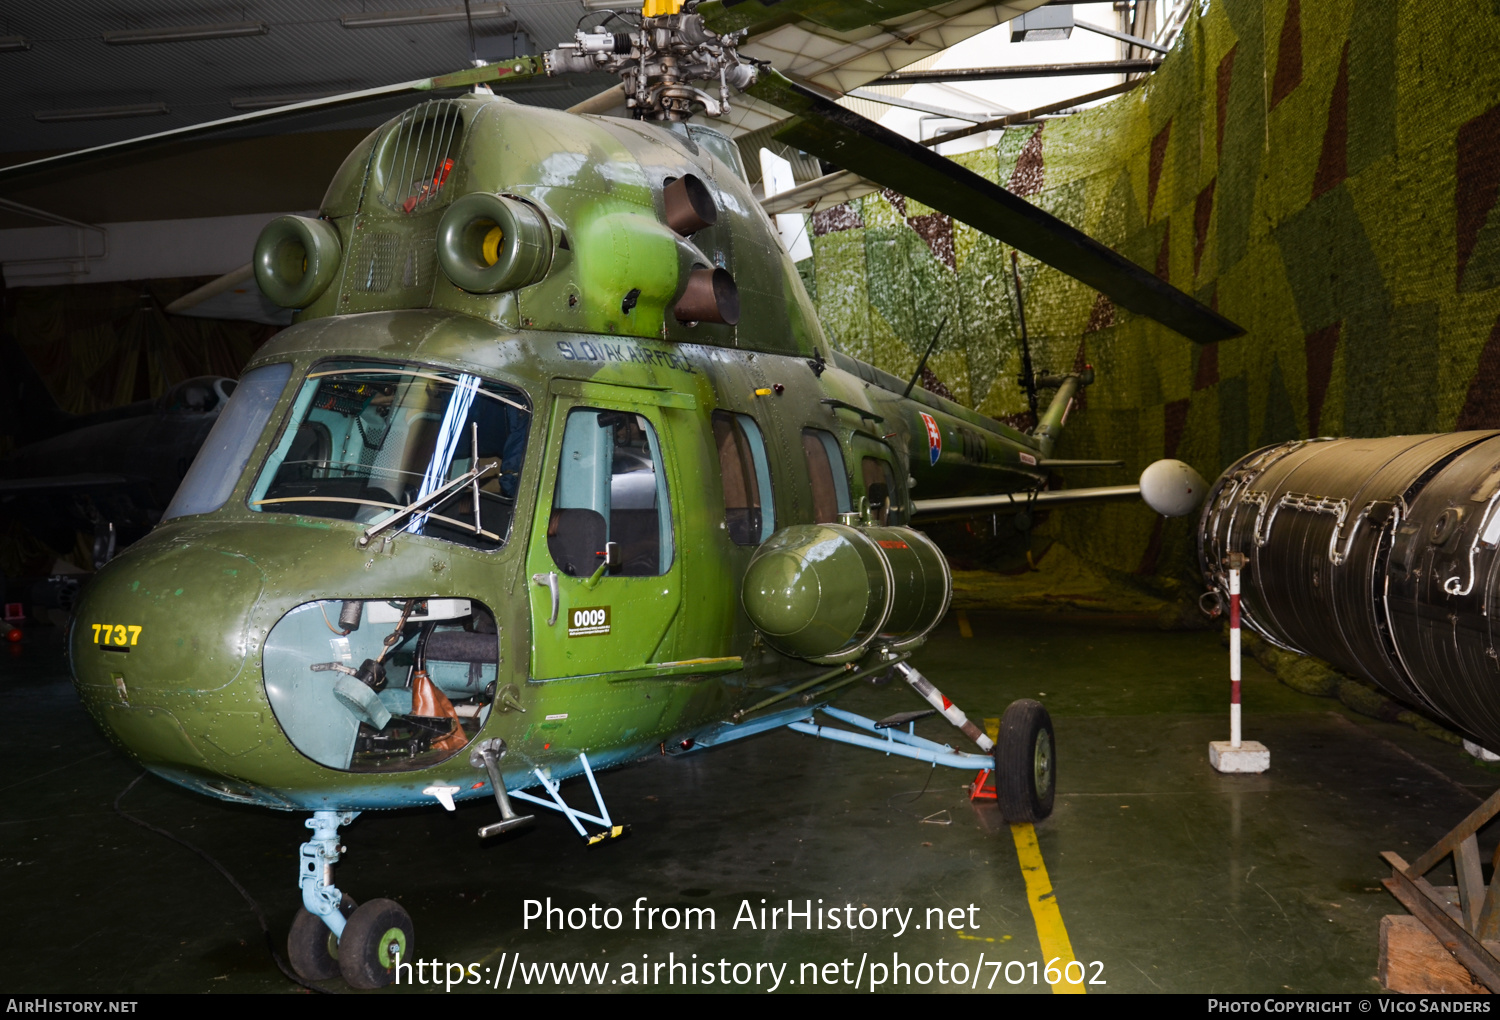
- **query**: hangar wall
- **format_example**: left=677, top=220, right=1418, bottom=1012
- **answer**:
left=2, top=279, right=274, bottom=421
left=802, top=0, right=1500, bottom=579
left=0, top=280, right=276, bottom=575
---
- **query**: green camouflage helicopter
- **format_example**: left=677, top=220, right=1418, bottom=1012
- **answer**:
left=2, top=0, right=1234, bottom=989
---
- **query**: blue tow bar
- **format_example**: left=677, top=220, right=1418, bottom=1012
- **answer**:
left=787, top=706, right=994, bottom=771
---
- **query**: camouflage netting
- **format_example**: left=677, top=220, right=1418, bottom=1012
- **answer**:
left=803, top=0, right=1500, bottom=586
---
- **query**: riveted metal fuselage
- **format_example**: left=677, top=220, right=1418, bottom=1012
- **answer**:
left=69, top=94, right=1055, bottom=812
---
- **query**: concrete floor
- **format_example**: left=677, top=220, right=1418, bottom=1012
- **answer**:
left=2, top=610, right=1496, bottom=994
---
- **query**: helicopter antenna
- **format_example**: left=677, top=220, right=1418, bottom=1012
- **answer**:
left=902, top=315, right=949, bottom=399
left=1010, top=250, right=1040, bottom=421
left=464, top=0, right=479, bottom=67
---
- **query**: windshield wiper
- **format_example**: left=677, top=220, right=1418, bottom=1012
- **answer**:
left=359, top=424, right=498, bottom=547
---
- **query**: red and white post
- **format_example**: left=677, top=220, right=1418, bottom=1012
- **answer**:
left=1230, top=562, right=1242, bottom=748
left=1210, top=552, right=1269, bottom=773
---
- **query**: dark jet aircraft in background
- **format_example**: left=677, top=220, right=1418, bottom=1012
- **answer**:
left=0, top=332, right=235, bottom=570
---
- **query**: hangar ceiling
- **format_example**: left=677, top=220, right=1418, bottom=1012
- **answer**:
left=0, top=1, right=615, bottom=225
left=0, top=1, right=615, bottom=153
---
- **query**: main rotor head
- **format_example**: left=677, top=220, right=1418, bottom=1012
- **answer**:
left=544, top=0, right=758, bottom=121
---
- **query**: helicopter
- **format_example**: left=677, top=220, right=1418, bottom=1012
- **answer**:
left=1, top=0, right=1236, bottom=990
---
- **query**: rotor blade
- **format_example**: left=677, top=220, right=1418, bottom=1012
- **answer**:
left=0, top=58, right=547, bottom=186
left=747, top=70, right=1243, bottom=344
left=702, top=0, right=1041, bottom=40
left=731, top=0, right=1050, bottom=95
left=761, top=169, right=879, bottom=215
left=164, top=264, right=253, bottom=314
left=567, top=83, right=626, bottom=116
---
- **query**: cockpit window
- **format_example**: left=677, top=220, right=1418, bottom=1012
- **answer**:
left=249, top=361, right=530, bottom=550
left=163, top=363, right=292, bottom=522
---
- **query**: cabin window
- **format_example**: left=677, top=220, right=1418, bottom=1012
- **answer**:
left=802, top=429, right=851, bottom=523
left=248, top=361, right=530, bottom=550
left=862, top=456, right=900, bottom=526
left=163, top=362, right=293, bottom=521
left=549, top=408, right=673, bottom=577
left=713, top=411, right=775, bottom=544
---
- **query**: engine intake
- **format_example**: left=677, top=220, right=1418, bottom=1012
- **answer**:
left=253, top=215, right=342, bottom=309
left=435, top=192, right=553, bottom=294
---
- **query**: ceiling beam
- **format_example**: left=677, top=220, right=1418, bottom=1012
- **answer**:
left=876, top=59, right=1162, bottom=84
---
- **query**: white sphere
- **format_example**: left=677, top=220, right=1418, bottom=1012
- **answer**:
left=1139, top=458, right=1207, bottom=517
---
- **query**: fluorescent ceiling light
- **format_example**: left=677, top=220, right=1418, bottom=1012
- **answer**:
left=0, top=35, right=30, bottom=52
left=1011, top=6, right=1074, bottom=41
left=34, top=103, right=169, bottom=122
left=230, top=91, right=346, bottom=110
left=341, top=4, right=508, bottom=28
left=103, top=22, right=268, bottom=45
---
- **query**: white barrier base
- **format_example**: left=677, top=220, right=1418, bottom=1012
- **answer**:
left=1209, top=740, right=1270, bottom=774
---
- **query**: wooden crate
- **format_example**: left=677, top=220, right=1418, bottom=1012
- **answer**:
left=1379, top=914, right=1490, bottom=995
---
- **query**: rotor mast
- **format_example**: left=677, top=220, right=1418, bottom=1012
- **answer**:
left=543, top=0, right=758, bottom=120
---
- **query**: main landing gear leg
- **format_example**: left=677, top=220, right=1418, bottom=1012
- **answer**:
left=891, top=661, right=994, bottom=753
left=890, top=662, right=1056, bottom=823
left=298, top=810, right=358, bottom=940
left=288, top=810, right=357, bottom=983
left=288, top=809, right=415, bottom=989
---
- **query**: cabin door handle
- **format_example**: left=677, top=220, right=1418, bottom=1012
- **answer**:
left=532, top=571, right=559, bottom=626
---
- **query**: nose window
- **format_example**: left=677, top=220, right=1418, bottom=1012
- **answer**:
left=263, top=597, right=502, bottom=773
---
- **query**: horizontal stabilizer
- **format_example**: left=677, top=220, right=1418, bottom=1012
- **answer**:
left=911, top=485, right=1141, bottom=518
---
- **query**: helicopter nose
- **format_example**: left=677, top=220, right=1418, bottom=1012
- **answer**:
left=70, top=537, right=280, bottom=799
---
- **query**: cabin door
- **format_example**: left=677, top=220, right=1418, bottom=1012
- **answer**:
left=525, top=382, right=686, bottom=681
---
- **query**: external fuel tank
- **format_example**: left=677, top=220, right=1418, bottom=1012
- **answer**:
left=741, top=523, right=952, bottom=665
left=1198, top=432, right=1500, bottom=748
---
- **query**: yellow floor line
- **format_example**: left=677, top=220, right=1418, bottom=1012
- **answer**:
left=956, top=610, right=973, bottom=638
left=1009, top=822, right=1085, bottom=994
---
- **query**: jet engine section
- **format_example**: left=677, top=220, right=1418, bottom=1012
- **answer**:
left=1198, top=431, right=1500, bottom=748
left=741, top=524, right=951, bottom=665
left=263, top=597, right=500, bottom=772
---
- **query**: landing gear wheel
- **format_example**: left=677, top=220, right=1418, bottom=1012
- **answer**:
left=287, top=894, right=355, bottom=982
left=338, top=898, right=414, bottom=989
left=995, top=698, right=1055, bottom=823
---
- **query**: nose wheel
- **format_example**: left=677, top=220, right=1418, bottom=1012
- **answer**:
left=288, top=893, right=356, bottom=982
left=292, top=811, right=415, bottom=989
left=338, top=899, right=415, bottom=989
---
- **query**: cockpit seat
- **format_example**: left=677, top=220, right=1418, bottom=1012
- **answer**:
left=548, top=507, right=607, bottom=577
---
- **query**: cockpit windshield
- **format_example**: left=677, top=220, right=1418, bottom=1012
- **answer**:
left=249, top=362, right=529, bottom=550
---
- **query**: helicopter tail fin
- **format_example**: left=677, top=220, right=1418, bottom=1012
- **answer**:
left=1030, top=365, right=1095, bottom=459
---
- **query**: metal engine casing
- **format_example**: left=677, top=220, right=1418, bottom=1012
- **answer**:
left=1198, top=432, right=1500, bottom=747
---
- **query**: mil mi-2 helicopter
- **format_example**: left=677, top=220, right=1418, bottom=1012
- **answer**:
left=1, top=0, right=1235, bottom=989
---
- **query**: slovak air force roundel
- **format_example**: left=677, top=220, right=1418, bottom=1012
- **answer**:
left=920, top=412, right=941, bottom=466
